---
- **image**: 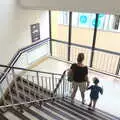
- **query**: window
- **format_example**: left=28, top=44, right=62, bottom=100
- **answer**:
left=107, top=15, right=120, bottom=31
left=59, top=12, right=120, bottom=32
left=59, top=11, right=69, bottom=25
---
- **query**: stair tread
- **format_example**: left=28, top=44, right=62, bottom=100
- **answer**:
left=22, top=105, right=47, bottom=120
left=0, top=111, right=8, bottom=120
left=23, top=111, right=39, bottom=120
left=33, top=103, right=70, bottom=120
left=1, top=76, right=119, bottom=120
left=57, top=99, right=105, bottom=120
left=43, top=102, right=82, bottom=120
left=57, top=99, right=116, bottom=120
left=51, top=102, right=89, bottom=120
left=30, top=106, right=55, bottom=120
left=4, top=111, right=22, bottom=120
left=64, top=97, right=120, bottom=120
left=8, top=107, right=30, bottom=120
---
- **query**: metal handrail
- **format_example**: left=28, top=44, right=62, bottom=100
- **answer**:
left=52, top=39, right=120, bottom=75
left=53, top=70, right=66, bottom=94
left=0, top=64, right=62, bottom=83
left=0, top=68, right=64, bottom=108
left=51, top=56, right=120, bottom=79
left=52, top=39, right=120, bottom=56
left=0, top=96, right=61, bottom=108
left=0, top=38, right=50, bottom=83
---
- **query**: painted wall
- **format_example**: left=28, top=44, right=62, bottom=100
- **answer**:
left=0, top=0, right=49, bottom=66
left=55, top=25, right=120, bottom=52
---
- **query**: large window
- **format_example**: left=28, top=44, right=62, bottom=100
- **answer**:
left=70, top=12, right=95, bottom=65
left=92, top=14, right=120, bottom=74
left=51, top=11, right=69, bottom=42
left=50, top=11, right=120, bottom=74
left=51, top=11, right=69, bottom=60
left=58, top=12, right=120, bottom=32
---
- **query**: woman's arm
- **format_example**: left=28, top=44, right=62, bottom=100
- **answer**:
left=85, top=75, right=90, bottom=87
left=85, top=67, right=89, bottom=87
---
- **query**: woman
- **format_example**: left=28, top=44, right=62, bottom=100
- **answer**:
left=71, top=53, right=89, bottom=104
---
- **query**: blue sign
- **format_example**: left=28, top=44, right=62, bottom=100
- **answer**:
left=80, top=15, right=87, bottom=24
left=79, top=13, right=91, bottom=27
left=92, top=19, right=101, bottom=27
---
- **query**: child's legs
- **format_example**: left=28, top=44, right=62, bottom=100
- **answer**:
left=71, top=82, right=78, bottom=100
left=93, top=99, right=97, bottom=109
left=89, top=98, right=92, bottom=107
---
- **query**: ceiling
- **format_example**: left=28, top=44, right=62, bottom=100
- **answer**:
left=19, top=0, right=120, bottom=15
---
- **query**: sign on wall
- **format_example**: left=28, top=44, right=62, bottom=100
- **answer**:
left=90, top=14, right=105, bottom=29
left=30, top=23, right=40, bottom=42
left=79, top=13, right=91, bottom=27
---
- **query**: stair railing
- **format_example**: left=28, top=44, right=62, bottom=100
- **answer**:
left=0, top=64, right=64, bottom=108
left=0, top=38, right=50, bottom=84
left=53, top=69, right=72, bottom=98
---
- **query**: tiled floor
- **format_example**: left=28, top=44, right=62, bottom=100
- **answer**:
left=32, top=57, right=120, bottom=117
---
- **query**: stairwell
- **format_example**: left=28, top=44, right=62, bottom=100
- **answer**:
left=0, top=75, right=119, bottom=120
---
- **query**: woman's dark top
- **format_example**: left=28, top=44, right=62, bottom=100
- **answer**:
left=71, top=63, right=88, bottom=82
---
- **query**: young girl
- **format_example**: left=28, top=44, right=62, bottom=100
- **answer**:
left=87, top=77, right=103, bottom=110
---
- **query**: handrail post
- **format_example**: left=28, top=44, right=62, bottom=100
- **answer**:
left=115, top=56, right=120, bottom=75
left=0, top=84, right=7, bottom=106
left=26, top=75, right=31, bottom=102
left=6, top=75, right=14, bottom=106
left=32, top=76, right=37, bottom=102
left=36, top=72, right=40, bottom=100
left=12, top=69, right=20, bottom=104
left=52, top=73, right=54, bottom=97
left=62, top=77, right=65, bottom=99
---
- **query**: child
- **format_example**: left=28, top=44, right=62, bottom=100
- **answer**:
left=87, top=77, right=103, bottom=110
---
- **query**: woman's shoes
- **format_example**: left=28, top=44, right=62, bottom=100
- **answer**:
left=71, top=99, right=74, bottom=104
left=82, top=100, right=85, bottom=104
left=88, top=103, right=91, bottom=107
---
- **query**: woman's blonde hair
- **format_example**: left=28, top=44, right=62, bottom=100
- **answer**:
left=77, top=53, right=84, bottom=63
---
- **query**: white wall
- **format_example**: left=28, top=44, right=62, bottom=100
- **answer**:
left=19, top=0, right=120, bottom=15
left=17, top=9, right=49, bottom=48
left=0, top=0, right=49, bottom=66
left=14, top=41, right=50, bottom=69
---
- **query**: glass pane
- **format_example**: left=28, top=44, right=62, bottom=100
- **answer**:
left=52, top=41, right=68, bottom=60
left=93, top=14, right=120, bottom=74
left=51, top=11, right=69, bottom=42
left=71, top=12, right=95, bottom=65
left=51, top=11, right=69, bottom=60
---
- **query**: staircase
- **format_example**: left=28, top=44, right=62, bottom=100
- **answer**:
left=0, top=75, right=119, bottom=120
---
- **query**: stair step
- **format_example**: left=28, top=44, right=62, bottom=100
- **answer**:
left=30, top=106, right=53, bottom=120
left=0, top=111, right=8, bottom=120
left=64, top=97, right=119, bottom=120
left=23, top=110, right=39, bottom=120
left=52, top=101, right=86, bottom=120
left=22, top=105, right=46, bottom=120
left=43, top=102, right=81, bottom=120
left=33, top=103, right=67, bottom=120
left=57, top=99, right=103, bottom=120
left=17, top=82, right=49, bottom=100
left=7, top=107, right=30, bottom=120
left=10, top=93, right=31, bottom=108
left=4, top=111, right=22, bottom=120
left=17, top=77, right=52, bottom=95
left=1, top=76, right=119, bottom=120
